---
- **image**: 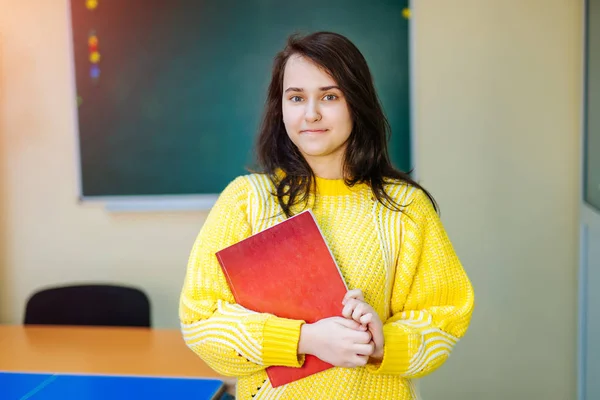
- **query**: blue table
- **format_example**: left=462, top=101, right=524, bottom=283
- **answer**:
left=0, top=372, right=226, bottom=400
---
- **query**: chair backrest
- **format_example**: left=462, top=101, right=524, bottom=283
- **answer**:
left=24, top=284, right=151, bottom=327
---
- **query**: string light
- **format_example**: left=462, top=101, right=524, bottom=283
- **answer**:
left=88, top=32, right=100, bottom=82
left=86, top=0, right=98, bottom=11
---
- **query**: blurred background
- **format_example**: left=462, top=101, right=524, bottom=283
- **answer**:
left=0, top=0, right=597, bottom=399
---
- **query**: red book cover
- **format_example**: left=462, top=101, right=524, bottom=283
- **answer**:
left=215, top=209, right=348, bottom=387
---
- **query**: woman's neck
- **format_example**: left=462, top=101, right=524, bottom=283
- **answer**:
left=304, top=151, right=345, bottom=180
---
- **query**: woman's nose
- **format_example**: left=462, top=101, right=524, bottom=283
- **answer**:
left=304, top=101, right=322, bottom=122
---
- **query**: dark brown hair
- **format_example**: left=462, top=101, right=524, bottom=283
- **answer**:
left=255, top=31, right=437, bottom=217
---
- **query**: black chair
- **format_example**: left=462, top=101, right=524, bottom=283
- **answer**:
left=24, top=284, right=151, bottom=327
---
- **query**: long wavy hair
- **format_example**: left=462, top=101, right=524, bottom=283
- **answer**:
left=255, top=31, right=437, bottom=217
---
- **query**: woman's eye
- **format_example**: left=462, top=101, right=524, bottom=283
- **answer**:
left=323, top=94, right=338, bottom=101
left=290, top=96, right=303, bottom=102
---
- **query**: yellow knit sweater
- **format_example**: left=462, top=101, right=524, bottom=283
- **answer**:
left=179, top=173, right=475, bottom=400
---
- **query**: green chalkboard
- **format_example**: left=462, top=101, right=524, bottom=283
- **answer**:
left=69, top=0, right=411, bottom=197
left=585, top=0, right=600, bottom=211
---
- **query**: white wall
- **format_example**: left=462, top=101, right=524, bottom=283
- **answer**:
left=0, top=1, right=581, bottom=399
left=412, top=1, right=581, bottom=399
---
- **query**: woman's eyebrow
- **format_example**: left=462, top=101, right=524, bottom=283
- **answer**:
left=284, top=85, right=341, bottom=93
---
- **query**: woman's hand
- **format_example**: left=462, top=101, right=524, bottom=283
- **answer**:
left=342, top=290, right=384, bottom=361
left=298, top=316, right=374, bottom=368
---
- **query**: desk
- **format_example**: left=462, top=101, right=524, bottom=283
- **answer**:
left=0, top=372, right=225, bottom=399
left=0, top=325, right=235, bottom=398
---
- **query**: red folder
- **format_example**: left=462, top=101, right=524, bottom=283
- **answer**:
left=215, top=209, right=348, bottom=387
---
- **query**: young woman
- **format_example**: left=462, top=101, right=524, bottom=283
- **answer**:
left=179, top=31, right=475, bottom=399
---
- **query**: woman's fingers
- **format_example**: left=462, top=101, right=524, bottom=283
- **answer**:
left=342, top=289, right=364, bottom=305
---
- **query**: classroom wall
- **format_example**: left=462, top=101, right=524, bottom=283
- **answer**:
left=411, top=1, right=581, bottom=399
left=0, top=1, right=581, bottom=399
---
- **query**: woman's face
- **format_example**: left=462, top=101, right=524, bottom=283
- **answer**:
left=282, top=55, right=353, bottom=174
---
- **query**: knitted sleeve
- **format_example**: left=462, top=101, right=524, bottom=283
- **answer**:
left=367, top=188, right=475, bottom=377
left=179, top=176, right=305, bottom=377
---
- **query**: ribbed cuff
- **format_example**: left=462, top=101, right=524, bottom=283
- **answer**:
left=366, top=323, right=412, bottom=375
left=262, top=316, right=305, bottom=367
